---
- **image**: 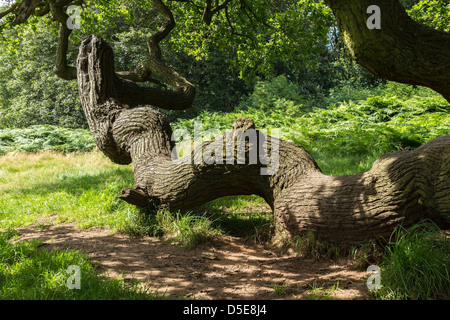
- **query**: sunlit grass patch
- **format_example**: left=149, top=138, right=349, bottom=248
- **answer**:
left=0, top=151, right=140, bottom=232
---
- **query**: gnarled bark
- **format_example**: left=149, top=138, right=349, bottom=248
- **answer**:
left=77, top=35, right=450, bottom=244
left=274, top=135, right=450, bottom=243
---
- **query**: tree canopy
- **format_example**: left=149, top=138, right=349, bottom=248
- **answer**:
left=0, top=1, right=449, bottom=123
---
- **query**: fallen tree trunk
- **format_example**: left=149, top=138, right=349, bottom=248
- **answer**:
left=77, top=35, right=449, bottom=244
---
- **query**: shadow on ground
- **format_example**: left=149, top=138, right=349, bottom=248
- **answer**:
left=16, top=219, right=371, bottom=300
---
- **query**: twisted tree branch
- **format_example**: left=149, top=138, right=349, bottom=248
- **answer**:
left=77, top=35, right=449, bottom=244
left=0, top=2, right=19, bottom=20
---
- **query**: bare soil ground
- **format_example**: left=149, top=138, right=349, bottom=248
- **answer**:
left=15, top=217, right=371, bottom=300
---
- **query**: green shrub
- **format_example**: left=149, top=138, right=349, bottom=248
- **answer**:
left=237, top=75, right=306, bottom=115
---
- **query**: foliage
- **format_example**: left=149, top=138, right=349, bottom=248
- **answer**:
left=174, top=82, right=450, bottom=175
left=0, top=0, right=253, bottom=124
left=237, top=75, right=306, bottom=115
left=0, top=18, right=85, bottom=129
left=0, top=125, right=95, bottom=155
left=1, top=0, right=449, bottom=129
left=408, top=0, right=450, bottom=32
left=169, top=49, right=252, bottom=113
left=170, top=0, right=334, bottom=81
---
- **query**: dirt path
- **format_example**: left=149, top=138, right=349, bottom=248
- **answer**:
left=15, top=219, right=371, bottom=300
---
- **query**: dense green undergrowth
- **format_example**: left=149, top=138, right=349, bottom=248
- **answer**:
left=174, top=81, right=450, bottom=174
left=373, top=222, right=449, bottom=300
left=2, top=82, right=449, bottom=175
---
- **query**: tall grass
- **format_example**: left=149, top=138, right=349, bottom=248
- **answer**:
left=152, top=210, right=219, bottom=248
left=373, top=222, right=449, bottom=300
left=122, top=208, right=221, bottom=248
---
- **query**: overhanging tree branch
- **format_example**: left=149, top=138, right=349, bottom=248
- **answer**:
left=2, top=0, right=196, bottom=104
left=12, top=0, right=41, bottom=24
left=224, top=5, right=256, bottom=46
left=202, top=0, right=232, bottom=25
left=0, top=2, right=19, bottom=20
left=54, top=23, right=77, bottom=80
left=134, top=0, right=196, bottom=109
left=323, top=0, right=450, bottom=102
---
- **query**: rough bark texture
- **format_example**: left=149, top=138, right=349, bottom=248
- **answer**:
left=274, top=135, right=450, bottom=243
left=77, top=35, right=449, bottom=244
left=12, top=0, right=41, bottom=24
left=324, top=0, right=450, bottom=102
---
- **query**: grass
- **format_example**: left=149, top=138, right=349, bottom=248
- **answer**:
left=289, top=221, right=449, bottom=301
left=305, top=280, right=340, bottom=300
left=290, top=230, right=385, bottom=271
left=203, top=195, right=274, bottom=244
left=0, top=151, right=140, bottom=231
left=271, top=281, right=287, bottom=296
left=372, top=221, right=450, bottom=300
left=0, top=229, right=163, bottom=300
left=0, top=150, right=269, bottom=247
left=150, top=209, right=220, bottom=248
left=0, top=151, right=273, bottom=299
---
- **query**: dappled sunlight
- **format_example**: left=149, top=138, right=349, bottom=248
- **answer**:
left=15, top=220, right=370, bottom=300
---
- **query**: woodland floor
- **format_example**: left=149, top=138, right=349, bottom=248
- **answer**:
left=15, top=216, right=372, bottom=300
